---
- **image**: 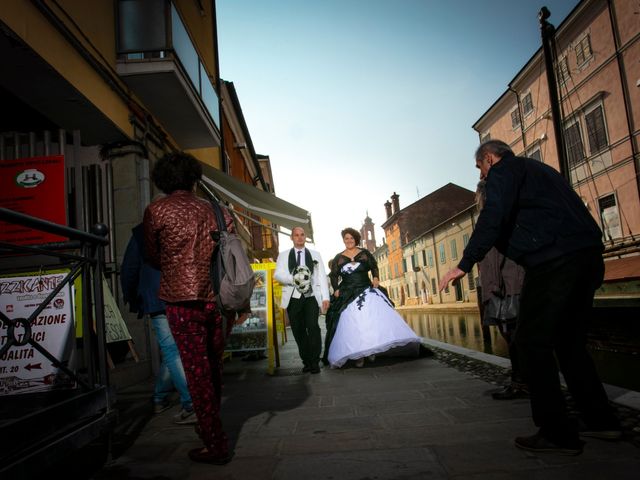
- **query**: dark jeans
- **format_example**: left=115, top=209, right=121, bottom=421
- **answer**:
left=515, top=248, right=617, bottom=442
left=287, top=296, right=321, bottom=367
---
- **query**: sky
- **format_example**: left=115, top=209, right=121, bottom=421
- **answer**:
left=216, top=0, right=580, bottom=265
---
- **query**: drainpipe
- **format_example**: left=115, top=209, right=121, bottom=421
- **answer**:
left=607, top=0, right=640, bottom=225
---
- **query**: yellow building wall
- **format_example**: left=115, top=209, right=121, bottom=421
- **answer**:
left=1, top=1, right=133, bottom=139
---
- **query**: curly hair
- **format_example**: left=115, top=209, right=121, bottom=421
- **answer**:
left=341, top=227, right=361, bottom=245
left=151, top=152, right=202, bottom=194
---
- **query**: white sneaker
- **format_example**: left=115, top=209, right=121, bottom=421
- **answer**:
left=174, top=408, right=197, bottom=425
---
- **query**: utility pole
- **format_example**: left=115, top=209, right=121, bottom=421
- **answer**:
left=539, top=7, right=570, bottom=182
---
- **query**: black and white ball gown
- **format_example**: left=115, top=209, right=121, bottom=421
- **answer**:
left=324, top=248, right=421, bottom=368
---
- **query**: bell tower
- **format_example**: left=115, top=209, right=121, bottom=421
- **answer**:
left=360, top=212, right=376, bottom=252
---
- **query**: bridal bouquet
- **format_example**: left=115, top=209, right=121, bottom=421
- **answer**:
left=293, top=265, right=312, bottom=295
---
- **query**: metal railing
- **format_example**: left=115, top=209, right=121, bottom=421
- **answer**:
left=0, top=207, right=116, bottom=477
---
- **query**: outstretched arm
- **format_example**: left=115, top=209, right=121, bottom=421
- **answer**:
left=438, top=267, right=466, bottom=292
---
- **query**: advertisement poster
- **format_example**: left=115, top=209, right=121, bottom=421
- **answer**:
left=0, top=155, right=67, bottom=245
left=0, top=270, right=76, bottom=395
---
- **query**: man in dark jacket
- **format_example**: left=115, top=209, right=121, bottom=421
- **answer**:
left=121, top=223, right=195, bottom=424
left=439, top=140, right=620, bottom=455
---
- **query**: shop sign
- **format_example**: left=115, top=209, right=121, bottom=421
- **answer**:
left=0, top=155, right=67, bottom=245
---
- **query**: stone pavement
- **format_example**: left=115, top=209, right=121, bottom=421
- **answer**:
left=91, top=330, right=640, bottom=480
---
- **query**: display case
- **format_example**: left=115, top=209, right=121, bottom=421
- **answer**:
left=226, top=269, right=268, bottom=352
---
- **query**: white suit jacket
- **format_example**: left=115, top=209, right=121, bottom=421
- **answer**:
left=274, top=247, right=330, bottom=309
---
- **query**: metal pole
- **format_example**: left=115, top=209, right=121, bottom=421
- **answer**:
left=539, top=7, right=569, bottom=181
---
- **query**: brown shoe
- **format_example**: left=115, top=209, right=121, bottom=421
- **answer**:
left=188, top=447, right=233, bottom=465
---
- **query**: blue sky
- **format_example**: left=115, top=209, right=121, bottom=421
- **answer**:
left=216, top=0, right=580, bottom=264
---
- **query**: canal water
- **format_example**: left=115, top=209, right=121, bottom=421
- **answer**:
left=400, top=308, right=640, bottom=392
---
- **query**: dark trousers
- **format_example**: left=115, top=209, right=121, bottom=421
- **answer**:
left=287, top=296, right=321, bottom=367
left=516, top=248, right=617, bottom=442
left=499, top=319, right=524, bottom=385
left=167, top=302, right=228, bottom=456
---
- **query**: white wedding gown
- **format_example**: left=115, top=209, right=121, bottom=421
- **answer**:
left=327, top=261, right=421, bottom=368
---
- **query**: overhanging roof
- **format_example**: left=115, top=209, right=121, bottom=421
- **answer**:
left=200, top=164, right=313, bottom=239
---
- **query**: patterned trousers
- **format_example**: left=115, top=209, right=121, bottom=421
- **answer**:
left=166, top=302, right=228, bottom=455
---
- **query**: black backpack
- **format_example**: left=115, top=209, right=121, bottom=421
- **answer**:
left=209, top=200, right=255, bottom=313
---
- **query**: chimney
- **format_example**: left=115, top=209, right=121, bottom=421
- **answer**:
left=384, top=200, right=392, bottom=219
left=391, top=192, right=400, bottom=215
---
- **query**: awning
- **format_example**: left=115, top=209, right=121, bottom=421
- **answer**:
left=199, top=163, right=313, bottom=239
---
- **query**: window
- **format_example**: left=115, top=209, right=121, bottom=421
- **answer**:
left=575, top=34, right=592, bottom=66
left=558, top=56, right=570, bottom=85
left=402, top=258, right=407, bottom=273
left=394, top=264, right=399, bottom=277
left=468, top=274, right=476, bottom=291
left=462, top=233, right=469, bottom=247
left=422, top=250, right=427, bottom=265
left=599, top=194, right=622, bottom=240
left=585, top=105, right=608, bottom=154
left=413, top=252, right=420, bottom=269
left=564, top=121, right=585, bottom=168
left=261, top=227, right=272, bottom=249
left=564, top=102, right=609, bottom=168
left=480, top=133, right=491, bottom=143
left=522, top=93, right=534, bottom=116
left=391, top=240, right=397, bottom=250
left=511, top=108, right=521, bottom=129
left=427, top=249, right=434, bottom=267
left=439, top=243, right=446, bottom=263
left=527, top=148, right=542, bottom=162
left=431, top=278, right=437, bottom=295
left=450, top=239, right=458, bottom=260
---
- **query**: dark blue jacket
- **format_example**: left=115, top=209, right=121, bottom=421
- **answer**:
left=120, top=224, right=166, bottom=317
left=458, top=153, right=603, bottom=272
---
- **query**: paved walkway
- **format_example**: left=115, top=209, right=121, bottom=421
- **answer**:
left=92, top=330, right=640, bottom=480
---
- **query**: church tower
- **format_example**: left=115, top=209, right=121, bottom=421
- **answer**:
left=360, top=212, right=376, bottom=252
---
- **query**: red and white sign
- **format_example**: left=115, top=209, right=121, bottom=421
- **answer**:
left=0, top=155, right=67, bottom=245
left=0, top=271, right=76, bottom=395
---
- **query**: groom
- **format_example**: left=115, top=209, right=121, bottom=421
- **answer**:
left=275, top=226, right=330, bottom=374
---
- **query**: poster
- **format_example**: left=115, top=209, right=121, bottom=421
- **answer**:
left=0, top=270, right=76, bottom=395
left=102, top=277, right=132, bottom=344
left=0, top=155, right=67, bottom=245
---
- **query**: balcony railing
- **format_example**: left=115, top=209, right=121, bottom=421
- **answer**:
left=116, top=0, right=220, bottom=148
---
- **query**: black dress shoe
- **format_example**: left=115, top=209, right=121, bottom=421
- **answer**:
left=310, top=364, right=321, bottom=374
left=514, top=432, right=583, bottom=456
left=492, top=384, right=529, bottom=400
left=302, top=366, right=311, bottom=373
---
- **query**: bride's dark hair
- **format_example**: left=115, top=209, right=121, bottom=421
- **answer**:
left=341, top=227, right=361, bottom=245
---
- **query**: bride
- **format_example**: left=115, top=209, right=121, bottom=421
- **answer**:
left=323, top=227, right=422, bottom=368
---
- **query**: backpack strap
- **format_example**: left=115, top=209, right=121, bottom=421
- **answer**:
left=209, top=199, right=227, bottom=234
